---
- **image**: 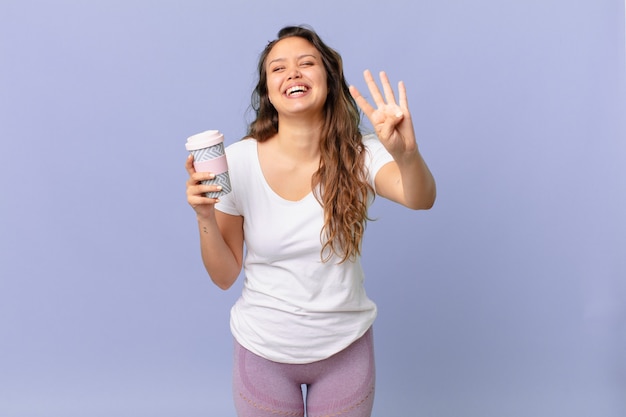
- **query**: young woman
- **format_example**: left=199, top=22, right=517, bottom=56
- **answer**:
left=185, top=25, right=435, bottom=417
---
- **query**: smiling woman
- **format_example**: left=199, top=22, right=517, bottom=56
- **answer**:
left=184, top=25, right=435, bottom=417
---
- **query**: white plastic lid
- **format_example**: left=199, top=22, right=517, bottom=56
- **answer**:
left=185, top=130, right=224, bottom=151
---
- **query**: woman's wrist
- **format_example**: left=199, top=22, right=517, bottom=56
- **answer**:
left=196, top=210, right=217, bottom=225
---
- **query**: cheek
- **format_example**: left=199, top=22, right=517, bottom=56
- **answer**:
left=317, top=73, right=328, bottom=95
left=267, top=76, right=282, bottom=95
left=318, top=81, right=329, bottom=99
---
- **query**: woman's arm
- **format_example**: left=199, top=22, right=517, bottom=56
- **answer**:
left=350, top=70, right=436, bottom=210
left=374, top=149, right=436, bottom=210
left=186, top=155, right=244, bottom=289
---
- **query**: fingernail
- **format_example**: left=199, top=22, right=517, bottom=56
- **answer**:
left=216, top=186, right=222, bottom=191
left=395, top=111, right=403, bottom=118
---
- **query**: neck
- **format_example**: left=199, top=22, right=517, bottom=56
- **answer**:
left=273, top=115, right=324, bottom=161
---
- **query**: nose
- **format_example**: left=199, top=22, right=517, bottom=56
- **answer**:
left=287, top=68, right=301, bottom=80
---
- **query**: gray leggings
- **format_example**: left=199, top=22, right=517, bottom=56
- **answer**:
left=232, top=328, right=375, bottom=417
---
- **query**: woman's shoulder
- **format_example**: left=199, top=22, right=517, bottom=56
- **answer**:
left=360, top=132, right=393, bottom=173
left=226, top=137, right=257, bottom=150
left=225, top=137, right=257, bottom=157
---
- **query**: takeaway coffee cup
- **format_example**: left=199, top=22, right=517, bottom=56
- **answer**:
left=186, top=130, right=231, bottom=198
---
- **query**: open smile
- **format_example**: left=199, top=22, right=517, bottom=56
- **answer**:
left=284, top=84, right=310, bottom=97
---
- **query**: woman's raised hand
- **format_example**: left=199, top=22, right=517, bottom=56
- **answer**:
left=349, top=70, right=418, bottom=160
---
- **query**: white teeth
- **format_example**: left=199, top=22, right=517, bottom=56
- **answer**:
left=287, top=85, right=308, bottom=95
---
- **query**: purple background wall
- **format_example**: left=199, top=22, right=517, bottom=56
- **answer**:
left=1, top=1, right=624, bottom=416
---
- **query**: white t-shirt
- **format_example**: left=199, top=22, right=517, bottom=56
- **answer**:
left=215, top=133, right=394, bottom=364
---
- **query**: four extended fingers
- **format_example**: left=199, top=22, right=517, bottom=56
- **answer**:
left=352, top=70, right=407, bottom=116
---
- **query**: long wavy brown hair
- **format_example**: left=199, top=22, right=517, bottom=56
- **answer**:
left=246, top=25, right=373, bottom=263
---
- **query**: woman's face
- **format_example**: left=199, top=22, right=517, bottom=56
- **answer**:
left=265, top=36, right=328, bottom=119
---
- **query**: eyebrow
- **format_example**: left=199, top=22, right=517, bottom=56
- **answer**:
left=268, top=54, right=319, bottom=66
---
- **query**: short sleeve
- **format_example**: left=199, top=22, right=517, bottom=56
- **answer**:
left=214, top=143, right=244, bottom=216
left=362, top=133, right=394, bottom=191
left=214, top=189, right=239, bottom=216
